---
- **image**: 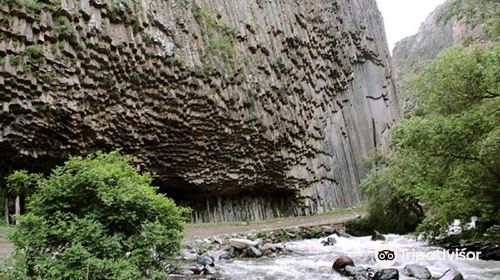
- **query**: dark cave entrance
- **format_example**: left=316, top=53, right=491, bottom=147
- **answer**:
left=156, top=177, right=300, bottom=223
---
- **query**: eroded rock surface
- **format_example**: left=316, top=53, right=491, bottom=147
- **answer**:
left=0, top=0, right=400, bottom=222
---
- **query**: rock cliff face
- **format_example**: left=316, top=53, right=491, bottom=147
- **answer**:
left=0, top=0, right=400, bottom=222
left=392, top=0, right=498, bottom=112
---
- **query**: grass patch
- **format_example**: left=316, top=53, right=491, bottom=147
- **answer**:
left=193, top=6, right=237, bottom=73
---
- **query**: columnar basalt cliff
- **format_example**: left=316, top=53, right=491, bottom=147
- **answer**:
left=0, top=0, right=400, bottom=222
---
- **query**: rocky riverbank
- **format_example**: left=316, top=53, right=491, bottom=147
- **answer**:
left=172, top=224, right=346, bottom=278
left=166, top=224, right=494, bottom=279
left=331, top=256, right=465, bottom=280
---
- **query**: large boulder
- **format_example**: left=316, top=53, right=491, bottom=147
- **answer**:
left=332, top=256, right=355, bottom=270
left=404, top=264, right=432, bottom=279
left=229, top=238, right=259, bottom=250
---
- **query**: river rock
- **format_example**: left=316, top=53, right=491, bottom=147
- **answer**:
left=254, top=238, right=264, bottom=245
left=321, top=237, right=337, bottom=246
left=211, top=237, right=223, bottom=244
left=274, top=243, right=286, bottom=251
left=268, top=252, right=278, bottom=258
left=180, top=249, right=198, bottom=260
left=332, top=256, right=355, bottom=270
left=230, top=238, right=259, bottom=249
left=203, top=266, right=217, bottom=275
left=322, top=226, right=337, bottom=234
left=337, top=231, right=354, bottom=238
left=371, top=230, right=386, bottom=241
left=178, top=264, right=204, bottom=275
left=197, top=255, right=215, bottom=266
left=261, top=243, right=277, bottom=252
left=178, top=264, right=197, bottom=271
left=404, top=264, right=432, bottom=279
left=177, top=269, right=195, bottom=276
left=344, top=265, right=367, bottom=277
left=207, top=250, right=231, bottom=261
left=244, top=246, right=263, bottom=258
left=226, top=246, right=237, bottom=257
left=373, top=268, right=399, bottom=280
left=192, top=265, right=205, bottom=274
left=439, top=269, right=464, bottom=280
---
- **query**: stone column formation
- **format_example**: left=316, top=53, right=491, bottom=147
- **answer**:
left=0, top=0, right=400, bottom=222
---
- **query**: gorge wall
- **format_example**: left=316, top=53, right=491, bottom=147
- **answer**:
left=0, top=0, right=400, bottom=222
left=392, top=0, right=498, bottom=112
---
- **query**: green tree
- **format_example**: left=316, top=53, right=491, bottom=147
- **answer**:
left=361, top=44, right=499, bottom=239
left=4, top=171, right=41, bottom=225
left=3, top=151, right=189, bottom=279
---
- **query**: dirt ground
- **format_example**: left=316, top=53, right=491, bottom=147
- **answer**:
left=0, top=242, right=14, bottom=261
left=184, top=212, right=363, bottom=239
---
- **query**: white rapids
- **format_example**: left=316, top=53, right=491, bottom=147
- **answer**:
left=218, top=234, right=500, bottom=280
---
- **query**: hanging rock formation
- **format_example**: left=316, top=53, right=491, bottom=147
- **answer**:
left=0, top=0, right=400, bottom=222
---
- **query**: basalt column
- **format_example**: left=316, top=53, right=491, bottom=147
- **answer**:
left=0, top=0, right=400, bottom=222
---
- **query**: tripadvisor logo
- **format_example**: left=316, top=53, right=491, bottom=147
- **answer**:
left=375, top=245, right=397, bottom=267
left=375, top=245, right=482, bottom=267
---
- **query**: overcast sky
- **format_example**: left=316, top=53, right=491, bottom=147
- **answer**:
left=376, top=0, right=448, bottom=52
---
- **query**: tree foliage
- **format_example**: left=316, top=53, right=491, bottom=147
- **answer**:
left=3, top=151, right=189, bottom=279
left=361, top=44, right=500, bottom=239
left=5, top=170, right=41, bottom=197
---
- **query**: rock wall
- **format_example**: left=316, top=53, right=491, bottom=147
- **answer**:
left=0, top=0, right=400, bottom=222
left=392, top=0, right=498, bottom=112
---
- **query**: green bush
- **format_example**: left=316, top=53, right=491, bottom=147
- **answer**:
left=344, top=217, right=374, bottom=236
left=360, top=151, right=424, bottom=234
left=3, top=151, right=189, bottom=279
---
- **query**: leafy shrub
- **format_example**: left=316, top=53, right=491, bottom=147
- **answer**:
left=3, top=151, right=189, bottom=279
left=360, top=151, right=424, bottom=234
left=345, top=217, right=375, bottom=236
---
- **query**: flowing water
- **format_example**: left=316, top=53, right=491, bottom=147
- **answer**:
left=218, top=234, right=500, bottom=280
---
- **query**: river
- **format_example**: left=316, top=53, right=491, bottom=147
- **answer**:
left=217, top=234, right=500, bottom=279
